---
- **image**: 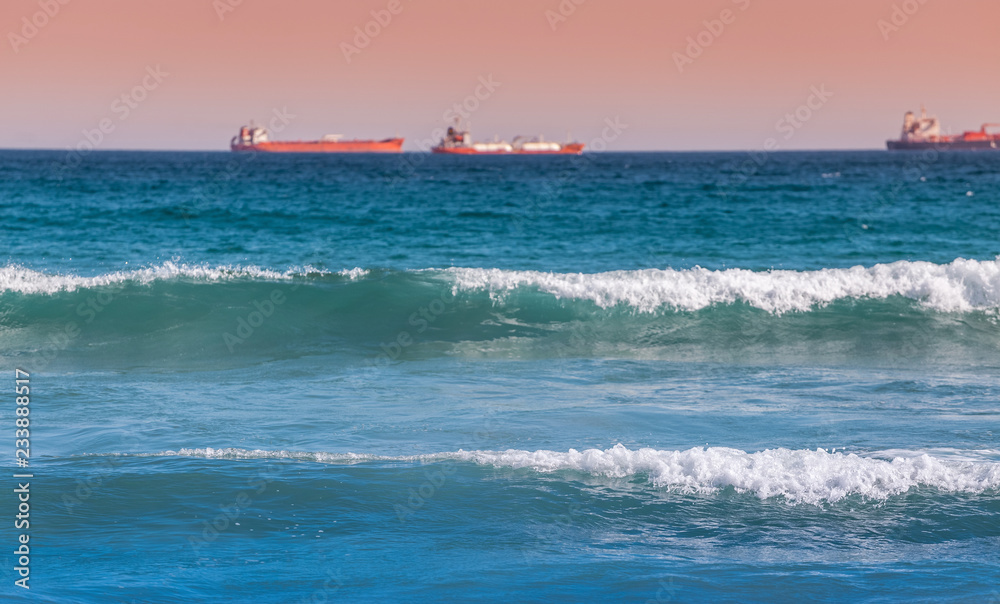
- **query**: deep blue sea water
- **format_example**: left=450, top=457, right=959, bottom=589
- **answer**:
left=1, top=149, right=999, bottom=603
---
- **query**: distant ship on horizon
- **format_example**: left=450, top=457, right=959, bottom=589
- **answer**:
left=431, top=123, right=584, bottom=155
left=887, top=107, right=1000, bottom=150
left=230, top=124, right=403, bottom=153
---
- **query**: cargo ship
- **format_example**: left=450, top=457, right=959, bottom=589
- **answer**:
left=231, top=124, right=403, bottom=153
left=431, top=124, right=584, bottom=155
left=886, top=107, right=1000, bottom=150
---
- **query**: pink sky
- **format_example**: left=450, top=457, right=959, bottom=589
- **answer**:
left=2, top=0, right=999, bottom=151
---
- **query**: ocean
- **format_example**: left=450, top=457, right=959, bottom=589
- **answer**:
left=1, top=149, right=999, bottom=603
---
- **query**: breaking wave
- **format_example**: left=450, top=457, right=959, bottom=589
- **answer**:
left=445, top=258, right=1000, bottom=314
left=4, top=258, right=999, bottom=313
left=137, top=444, right=1000, bottom=505
left=3, top=259, right=998, bottom=369
left=0, top=261, right=369, bottom=295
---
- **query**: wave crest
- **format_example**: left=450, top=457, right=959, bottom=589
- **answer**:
left=446, top=258, right=1000, bottom=313
left=6, top=258, right=999, bottom=314
left=152, top=444, right=1000, bottom=504
left=0, top=261, right=369, bottom=295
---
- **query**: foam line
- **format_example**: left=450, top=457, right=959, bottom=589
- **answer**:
left=0, top=261, right=369, bottom=294
left=444, top=258, right=1000, bottom=313
left=135, top=444, right=1000, bottom=504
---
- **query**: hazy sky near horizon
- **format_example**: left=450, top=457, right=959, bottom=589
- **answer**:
left=3, top=0, right=999, bottom=151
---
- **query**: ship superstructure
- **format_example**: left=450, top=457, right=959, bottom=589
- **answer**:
left=887, top=107, right=1000, bottom=150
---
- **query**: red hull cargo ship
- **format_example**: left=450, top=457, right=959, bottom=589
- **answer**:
left=886, top=107, right=1000, bottom=150
left=432, top=125, right=584, bottom=155
left=231, top=124, right=403, bottom=153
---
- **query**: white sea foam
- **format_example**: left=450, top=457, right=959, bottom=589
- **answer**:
left=154, top=444, right=1000, bottom=504
left=444, top=258, right=1000, bottom=313
left=0, top=262, right=369, bottom=294
left=868, top=448, right=1000, bottom=463
left=9, top=259, right=998, bottom=312
left=165, top=447, right=408, bottom=464
left=338, top=267, right=370, bottom=281
left=454, top=445, right=1000, bottom=503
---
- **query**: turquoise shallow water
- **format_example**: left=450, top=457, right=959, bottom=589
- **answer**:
left=1, top=149, right=999, bottom=602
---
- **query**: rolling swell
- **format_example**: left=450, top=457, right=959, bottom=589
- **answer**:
left=2, top=259, right=998, bottom=370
